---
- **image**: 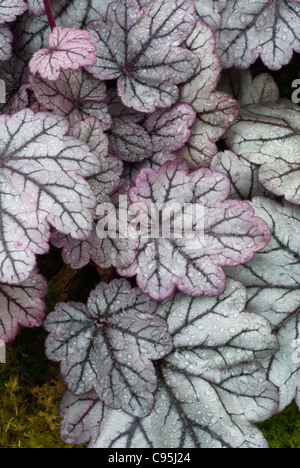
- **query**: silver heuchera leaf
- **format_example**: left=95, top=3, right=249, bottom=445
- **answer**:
left=61, top=279, right=279, bottom=448
left=0, top=56, right=29, bottom=114
left=214, top=0, right=300, bottom=70
left=87, top=0, right=199, bottom=112
left=118, top=159, right=271, bottom=301
left=44, top=279, right=173, bottom=417
left=51, top=118, right=138, bottom=270
left=227, top=198, right=300, bottom=410
left=194, top=0, right=227, bottom=30
left=219, top=69, right=280, bottom=107
left=31, top=69, right=112, bottom=129
left=0, top=0, right=27, bottom=23
left=211, top=151, right=271, bottom=201
left=143, top=103, right=196, bottom=157
left=106, top=88, right=153, bottom=163
left=122, top=102, right=196, bottom=185
left=0, top=25, right=12, bottom=62
left=178, top=21, right=239, bottom=169
left=60, top=390, right=105, bottom=445
left=27, top=0, right=45, bottom=16
left=52, top=180, right=139, bottom=270
left=0, top=109, right=100, bottom=284
left=0, top=269, right=47, bottom=342
left=13, top=0, right=107, bottom=61
left=226, top=197, right=300, bottom=411
left=225, top=99, right=300, bottom=205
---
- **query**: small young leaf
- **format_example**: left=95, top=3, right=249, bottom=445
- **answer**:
left=60, top=390, right=105, bottom=446
left=87, top=0, right=199, bottom=112
left=0, top=269, right=47, bottom=342
left=44, top=279, right=173, bottom=417
left=219, top=69, right=280, bottom=107
left=29, top=27, right=98, bottom=81
left=64, top=280, right=278, bottom=448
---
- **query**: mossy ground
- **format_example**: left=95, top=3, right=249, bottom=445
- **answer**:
left=1, top=54, right=300, bottom=448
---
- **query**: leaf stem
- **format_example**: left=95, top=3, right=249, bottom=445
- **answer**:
left=43, top=0, right=56, bottom=31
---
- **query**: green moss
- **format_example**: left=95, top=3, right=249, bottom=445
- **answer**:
left=258, top=402, right=300, bottom=449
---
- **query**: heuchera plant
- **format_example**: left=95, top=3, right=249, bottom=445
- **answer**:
left=0, top=0, right=300, bottom=449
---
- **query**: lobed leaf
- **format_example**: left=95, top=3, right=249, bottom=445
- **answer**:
left=118, top=159, right=271, bottom=301
left=226, top=197, right=300, bottom=411
left=61, top=280, right=279, bottom=448
left=0, top=24, right=12, bottom=62
left=87, top=0, right=199, bottom=112
left=0, top=0, right=27, bottom=24
left=44, top=279, right=173, bottom=417
left=178, top=21, right=239, bottom=169
left=214, top=0, right=300, bottom=70
left=219, top=69, right=280, bottom=107
left=29, top=26, right=98, bottom=81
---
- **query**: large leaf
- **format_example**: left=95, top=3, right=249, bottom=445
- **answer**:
left=106, top=90, right=153, bottom=163
left=122, top=102, right=196, bottom=182
left=118, top=159, right=271, bottom=301
left=226, top=197, right=300, bottom=411
left=225, top=99, right=300, bottom=205
left=211, top=151, right=272, bottom=201
left=194, top=0, right=226, bottom=30
left=13, top=0, right=108, bottom=62
left=178, top=21, right=239, bottom=169
left=0, top=269, right=47, bottom=342
left=44, top=279, right=173, bottom=417
left=0, top=109, right=100, bottom=284
left=212, top=0, right=300, bottom=70
left=60, top=279, right=279, bottom=448
left=0, top=0, right=27, bottom=23
left=87, top=0, right=199, bottom=112
left=31, top=69, right=111, bottom=129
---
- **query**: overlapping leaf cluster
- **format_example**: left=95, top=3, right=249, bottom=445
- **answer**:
left=0, top=0, right=300, bottom=449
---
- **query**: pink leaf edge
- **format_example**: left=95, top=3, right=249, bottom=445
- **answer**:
left=29, top=27, right=98, bottom=81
